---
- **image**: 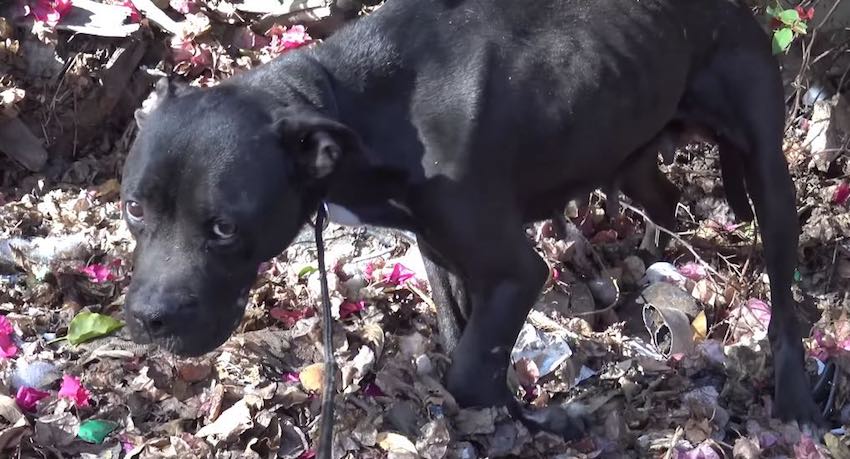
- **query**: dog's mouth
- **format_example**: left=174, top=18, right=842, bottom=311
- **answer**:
left=130, top=287, right=251, bottom=357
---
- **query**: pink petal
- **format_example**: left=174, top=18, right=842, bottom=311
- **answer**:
left=833, top=182, right=850, bottom=205
left=363, top=263, right=375, bottom=281
left=80, top=263, right=114, bottom=283
left=270, top=307, right=314, bottom=328
left=15, top=386, right=50, bottom=412
left=385, top=263, right=415, bottom=285
left=170, top=36, right=196, bottom=63
left=362, top=382, right=385, bottom=397
left=0, top=333, right=17, bottom=359
left=55, top=0, right=72, bottom=14
left=677, top=262, right=707, bottom=281
left=120, top=436, right=135, bottom=453
left=282, top=372, right=300, bottom=383
left=794, top=435, right=826, bottom=459
left=265, top=25, right=312, bottom=55
left=58, top=374, right=90, bottom=407
left=299, top=450, right=316, bottom=459
left=0, top=315, right=14, bottom=335
left=339, top=300, right=365, bottom=319
left=169, top=0, right=198, bottom=14
left=118, top=0, right=141, bottom=22
left=744, top=298, right=772, bottom=329
left=514, top=358, right=540, bottom=387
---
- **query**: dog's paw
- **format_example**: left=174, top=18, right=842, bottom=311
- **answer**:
left=511, top=402, right=588, bottom=441
left=773, top=351, right=824, bottom=427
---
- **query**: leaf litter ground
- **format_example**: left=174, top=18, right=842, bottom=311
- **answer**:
left=1, top=1, right=850, bottom=458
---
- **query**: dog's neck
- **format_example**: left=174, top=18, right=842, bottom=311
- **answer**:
left=237, top=52, right=416, bottom=231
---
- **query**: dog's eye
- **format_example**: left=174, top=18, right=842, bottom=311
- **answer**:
left=125, top=201, right=144, bottom=221
left=211, top=220, right=238, bottom=240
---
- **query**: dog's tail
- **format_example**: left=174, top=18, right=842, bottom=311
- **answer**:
left=717, top=139, right=755, bottom=222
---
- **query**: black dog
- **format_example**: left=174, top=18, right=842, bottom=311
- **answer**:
left=121, top=0, right=820, bottom=437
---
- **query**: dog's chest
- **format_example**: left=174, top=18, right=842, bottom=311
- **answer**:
left=326, top=203, right=364, bottom=227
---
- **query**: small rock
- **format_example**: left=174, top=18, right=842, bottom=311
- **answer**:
left=569, top=282, right=596, bottom=316
left=732, top=437, right=761, bottom=459
left=386, top=400, right=421, bottom=438
left=454, top=408, right=497, bottom=436
left=641, top=262, right=687, bottom=288
left=620, top=255, right=646, bottom=286
left=12, top=361, right=60, bottom=391
left=398, top=333, right=427, bottom=357
left=446, top=441, right=478, bottom=459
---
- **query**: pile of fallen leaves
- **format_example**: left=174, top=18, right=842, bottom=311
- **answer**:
left=0, top=0, right=849, bottom=458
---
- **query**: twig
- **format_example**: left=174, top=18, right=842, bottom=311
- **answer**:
left=663, top=426, right=685, bottom=459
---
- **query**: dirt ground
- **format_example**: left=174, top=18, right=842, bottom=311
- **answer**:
left=1, top=1, right=849, bottom=458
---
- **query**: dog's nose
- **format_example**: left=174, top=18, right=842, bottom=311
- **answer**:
left=132, top=296, right=196, bottom=338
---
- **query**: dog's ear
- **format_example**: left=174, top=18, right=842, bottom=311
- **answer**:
left=274, top=111, right=364, bottom=180
left=134, top=77, right=194, bottom=128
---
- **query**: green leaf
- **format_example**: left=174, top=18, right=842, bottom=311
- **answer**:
left=794, top=269, right=802, bottom=283
left=777, top=8, right=800, bottom=26
left=772, top=28, right=794, bottom=54
left=297, top=265, right=317, bottom=279
left=77, top=419, right=118, bottom=444
left=765, top=5, right=779, bottom=17
left=67, top=312, right=123, bottom=346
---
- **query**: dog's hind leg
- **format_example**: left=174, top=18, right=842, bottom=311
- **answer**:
left=699, top=47, right=821, bottom=424
left=418, top=237, right=467, bottom=353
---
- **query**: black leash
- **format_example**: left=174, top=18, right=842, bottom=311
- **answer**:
left=314, top=203, right=336, bottom=459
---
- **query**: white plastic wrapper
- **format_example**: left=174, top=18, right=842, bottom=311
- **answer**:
left=510, top=323, right=572, bottom=378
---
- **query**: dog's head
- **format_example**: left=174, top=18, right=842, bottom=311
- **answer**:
left=121, top=78, right=361, bottom=356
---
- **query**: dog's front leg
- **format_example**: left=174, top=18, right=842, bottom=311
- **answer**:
left=414, top=183, right=586, bottom=439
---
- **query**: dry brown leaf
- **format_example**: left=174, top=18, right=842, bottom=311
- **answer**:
left=377, top=431, right=418, bottom=455
left=299, top=362, right=324, bottom=392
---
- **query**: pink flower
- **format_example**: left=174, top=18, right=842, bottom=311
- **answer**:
left=265, top=25, right=312, bottom=55
left=833, top=182, right=850, bottom=205
left=339, top=300, right=365, bottom=319
left=795, top=6, right=815, bottom=21
left=170, top=0, right=199, bottom=14
left=363, top=262, right=376, bottom=281
left=385, top=263, right=415, bottom=285
left=282, top=372, right=300, bottom=383
left=678, top=262, right=707, bottom=281
left=0, top=315, right=13, bottom=335
left=0, top=316, right=17, bottom=359
left=170, top=35, right=213, bottom=75
left=80, top=263, right=115, bottom=283
left=270, top=307, right=314, bottom=328
left=298, top=450, right=317, bottom=459
left=362, top=382, right=385, bottom=397
left=119, top=0, right=141, bottom=22
left=58, top=374, right=90, bottom=408
left=23, top=0, right=73, bottom=27
left=15, top=386, right=49, bottom=412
